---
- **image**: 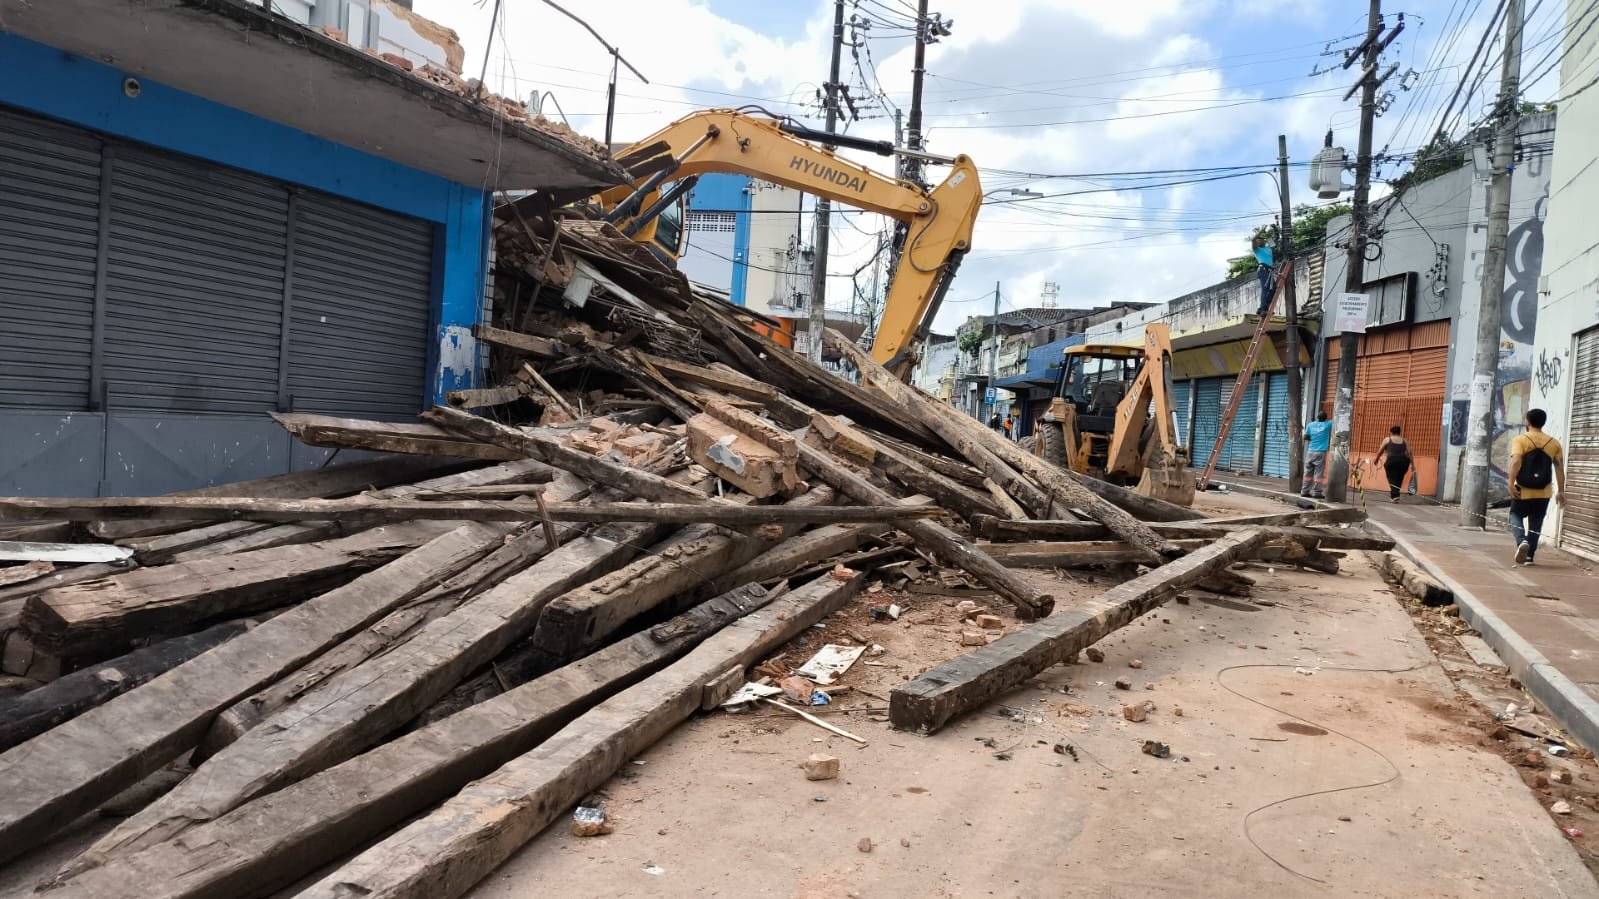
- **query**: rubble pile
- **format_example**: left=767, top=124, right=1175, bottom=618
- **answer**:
left=0, top=207, right=1394, bottom=899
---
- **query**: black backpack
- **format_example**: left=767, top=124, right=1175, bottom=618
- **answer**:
left=1517, top=438, right=1554, bottom=490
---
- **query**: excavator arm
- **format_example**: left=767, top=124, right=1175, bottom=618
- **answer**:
left=1104, top=323, right=1195, bottom=505
left=599, top=109, right=981, bottom=379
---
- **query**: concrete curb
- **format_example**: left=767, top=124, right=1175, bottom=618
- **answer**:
left=1372, top=521, right=1599, bottom=754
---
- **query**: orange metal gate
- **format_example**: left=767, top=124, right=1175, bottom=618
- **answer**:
left=1322, top=321, right=1449, bottom=496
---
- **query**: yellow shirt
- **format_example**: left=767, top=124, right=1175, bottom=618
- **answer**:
left=1510, top=432, right=1563, bottom=499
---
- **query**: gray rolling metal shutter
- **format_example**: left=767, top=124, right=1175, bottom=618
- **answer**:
left=0, top=109, right=102, bottom=409
left=1565, top=327, right=1599, bottom=558
left=1262, top=373, right=1291, bottom=478
left=288, top=192, right=434, bottom=419
left=103, top=145, right=288, bottom=413
left=1190, top=378, right=1223, bottom=469
left=1220, top=378, right=1258, bottom=473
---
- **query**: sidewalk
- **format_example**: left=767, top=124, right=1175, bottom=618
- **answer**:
left=1217, top=473, right=1599, bottom=749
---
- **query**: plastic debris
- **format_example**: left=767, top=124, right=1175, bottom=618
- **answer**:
left=1553, top=800, right=1574, bottom=815
left=1564, top=827, right=1583, bottom=839
left=642, top=863, right=666, bottom=876
left=1550, top=744, right=1571, bottom=758
left=721, top=682, right=782, bottom=708
left=796, top=644, right=866, bottom=685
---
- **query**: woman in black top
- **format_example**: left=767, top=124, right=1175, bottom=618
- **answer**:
left=1374, top=425, right=1413, bottom=503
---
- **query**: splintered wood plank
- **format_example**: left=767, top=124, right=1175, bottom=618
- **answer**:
left=21, top=523, right=454, bottom=654
left=272, top=412, right=518, bottom=460
left=889, top=529, right=1268, bottom=735
left=0, top=524, right=506, bottom=866
left=43, top=581, right=843, bottom=899
left=796, top=435, right=1054, bottom=620
left=62, top=522, right=665, bottom=873
left=0, top=619, right=249, bottom=753
left=292, top=574, right=865, bottom=899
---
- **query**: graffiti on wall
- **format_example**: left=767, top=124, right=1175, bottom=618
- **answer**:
left=1487, top=165, right=1551, bottom=483
left=1534, top=347, right=1564, bottom=394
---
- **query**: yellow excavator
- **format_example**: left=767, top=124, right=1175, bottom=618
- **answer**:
left=1025, top=323, right=1196, bottom=506
left=593, top=108, right=981, bottom=379
left=593, top=109, right=1190, bottom=504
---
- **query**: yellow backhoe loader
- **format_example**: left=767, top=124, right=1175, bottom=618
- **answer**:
left=1023, top=323, right=1195, bottom=506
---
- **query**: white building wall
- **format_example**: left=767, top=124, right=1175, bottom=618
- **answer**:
left=1447, top=112, right=1557, bottom=500
left=1533, top=3, right=1599, bottom=552
left=745, top=181, right=802, bottom=316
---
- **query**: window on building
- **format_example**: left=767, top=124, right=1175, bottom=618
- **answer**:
left=687, top=211, right=738, bottom=233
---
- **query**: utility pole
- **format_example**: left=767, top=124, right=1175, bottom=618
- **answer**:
left=987, top=281, right=1001, bottom=423
left=903, top=0, right=931, bottom=187
left=1461, top=0, right=1525, bottom=528
left=1325, top=0, right=1386, bottom=503
left=1278, top=135, right=1304, bottom=495
left=807, top=0, right=846, bottom=363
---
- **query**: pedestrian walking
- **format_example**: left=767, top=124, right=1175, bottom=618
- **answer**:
left=1508, top=408, right=1567, bottom=567
left=1374, top=425, right=1413, bottom=503
left=1301, top=410, right=1332, bottom=499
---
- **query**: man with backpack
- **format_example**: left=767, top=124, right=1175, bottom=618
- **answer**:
left=1508, top=408, right=1568, bottom=567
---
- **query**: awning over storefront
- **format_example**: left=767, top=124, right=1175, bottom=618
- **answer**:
left=993, top=335, right=1083, bottom=390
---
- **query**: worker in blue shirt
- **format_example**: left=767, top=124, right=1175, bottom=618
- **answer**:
left=1302, top=410, right=1333, bottom=499
left=1253, top=237, right=1275, bottom=315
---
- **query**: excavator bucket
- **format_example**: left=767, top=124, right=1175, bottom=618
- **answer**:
left=1136, top=453, right=1196, bottom=507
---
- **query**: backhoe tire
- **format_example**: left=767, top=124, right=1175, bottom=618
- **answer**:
left=1020, top=435, right=1038, bottom=454
left=1038, top=422, right=1068, bottom=469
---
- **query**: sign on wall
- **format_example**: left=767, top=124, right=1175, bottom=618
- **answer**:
left=1335, top=293, right=1370, bottom=333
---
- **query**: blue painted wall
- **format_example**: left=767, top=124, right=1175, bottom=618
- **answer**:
left=688, top=174, right=752, bottom=306
left=0, top=31, right=487, bottom=403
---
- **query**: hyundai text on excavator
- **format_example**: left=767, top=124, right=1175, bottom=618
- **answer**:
left=1023, top=323, right=1196, bottom=506
left=591, top=108, right=981, bottom=380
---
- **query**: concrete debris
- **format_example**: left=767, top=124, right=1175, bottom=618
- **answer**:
left=1086, top=648, right=1105, bottom=663
left=1114, top=677, right=1133, bottom=690
left=1128, top=659, right=1143, bottom=669
left=1552, top=800, right=1574, bottom=815
left=857, top=837, right=873, bottom=854
left=571, top=806, right=612, bottom=837
left=802, top=754, right=839, bottom=781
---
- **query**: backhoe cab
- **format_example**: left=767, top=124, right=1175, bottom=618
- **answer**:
left=1027, top=323, right=1195, bottom=506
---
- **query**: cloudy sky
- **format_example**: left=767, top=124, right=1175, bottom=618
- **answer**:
left=417, top=0, right=1566, bottom=332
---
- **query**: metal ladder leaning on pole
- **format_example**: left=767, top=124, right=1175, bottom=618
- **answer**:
left=1195, top=260, right=1294, bottom=492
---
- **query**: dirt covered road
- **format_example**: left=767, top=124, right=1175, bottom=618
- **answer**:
left=468, top=492, right=1597, bottom=899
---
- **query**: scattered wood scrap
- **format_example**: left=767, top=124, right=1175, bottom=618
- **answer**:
left=0, top=204, right=1379, bottom=899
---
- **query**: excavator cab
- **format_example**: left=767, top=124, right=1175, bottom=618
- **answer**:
left=1028, top=325, right=1194, bottom=506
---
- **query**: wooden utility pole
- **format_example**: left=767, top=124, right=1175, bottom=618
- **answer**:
left=1325, top=0, right=1385, bottom=502
left=807, top=0, right=846, bottom=363
left=1278, top=135, right=1305, bottom=494
left=988, top=282, right=1001, bottom=423
left=1461, top=0, right=1525, bottom=527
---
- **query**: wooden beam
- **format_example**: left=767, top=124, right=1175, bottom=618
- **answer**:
left=972, top=515, right=1393, bottom=551
left=424, top=406, right=712, bottom=505
left=87, top=456, right=479, bottom=542
left=273, top=413, right=521, bottom=461
left=0, top=619, right=249, bottom=753
left=1061, top=469, right=1204, bottom=522
left=823, top=330, right=1178, bottom=561
left=0, top=524, right=509, bottom=865
left=62, top=522, right=666, bottom=872
left=22, top=523, right=456, bottom=656
left=45, top=579, right=852, bottom=899
left=292, top=574, right=867, bottom=899
left=444, top=384, right=523, bottom=410
left=889, top=529, right=1269, bottom=734
left=701, top=494, right=930, bottom=595
left=796, top=435, right=1053, bottom=620
left=518, top=363, right=580, bottom=419
left=525, top=487, right=839, bottom=669
left=0, top=496, right=937, bottom=527
left=471, top=324, right=561, bottom=359
left=155, top=461, right=555, bottom=565
left=637, top=352, right=782, bottom=404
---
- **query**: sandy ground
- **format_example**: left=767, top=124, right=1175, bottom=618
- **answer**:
left=4, top=492, right=1593, bottom=899
left=465, top=491, right=1599, bottom=899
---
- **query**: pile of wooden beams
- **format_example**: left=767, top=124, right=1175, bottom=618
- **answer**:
left=0, top=214, right=1392, bottom=898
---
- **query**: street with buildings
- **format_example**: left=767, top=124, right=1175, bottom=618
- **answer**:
left=2, top=1, right=1599, bottom=896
